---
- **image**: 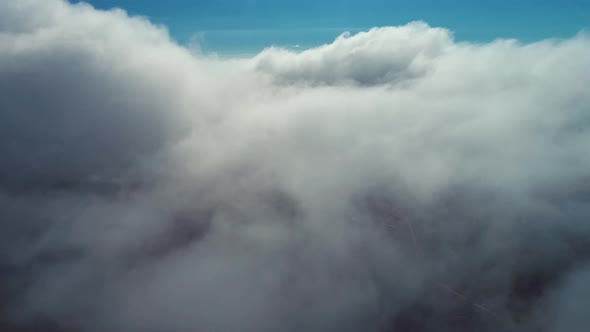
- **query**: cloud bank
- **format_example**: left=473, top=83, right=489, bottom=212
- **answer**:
left=1, top=1, right=590, bottom=332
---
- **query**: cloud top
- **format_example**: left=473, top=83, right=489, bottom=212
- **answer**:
left=252, top=22, right=453, bottom=86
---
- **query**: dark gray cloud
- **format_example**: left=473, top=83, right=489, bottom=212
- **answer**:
left=2, top=1, right=590, bottom=332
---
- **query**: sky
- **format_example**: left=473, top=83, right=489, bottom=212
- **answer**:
left=3, top=1, right=590, bottom=332
left=75, top=0, right=590, bottom=54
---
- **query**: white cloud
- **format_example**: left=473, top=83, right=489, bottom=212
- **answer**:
left=1, top=1, right=590, bottom=332
left=252, top=21, right=453, bottom=86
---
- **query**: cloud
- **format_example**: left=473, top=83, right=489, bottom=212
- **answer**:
left=1, top=1, right=590, bottom=332
left=540, top=264, right=590, bottom=332
left=252, top=22, right=453, bottom=86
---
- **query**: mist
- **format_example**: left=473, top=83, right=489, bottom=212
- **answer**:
left=1, top=1, right=590, bottom=331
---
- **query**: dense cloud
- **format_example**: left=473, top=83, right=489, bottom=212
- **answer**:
left=1, top=1, right=590, bottom=332
left=253, top=22, right=452, bottom=86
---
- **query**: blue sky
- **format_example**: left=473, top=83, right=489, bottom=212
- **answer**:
left=75, top=0, right=589, bottom=54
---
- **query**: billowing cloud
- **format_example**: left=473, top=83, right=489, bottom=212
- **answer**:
left=252, top=21, right=452, bottom=86
left=1, top=1, right=590, bottom=332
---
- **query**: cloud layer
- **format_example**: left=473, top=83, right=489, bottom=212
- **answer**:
left=1, top=1, right=590, bottom=332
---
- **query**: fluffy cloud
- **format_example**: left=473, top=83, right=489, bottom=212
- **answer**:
left=252, top=22, right=452, bottom=86
left=1, top=1, right=590, bottom=332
